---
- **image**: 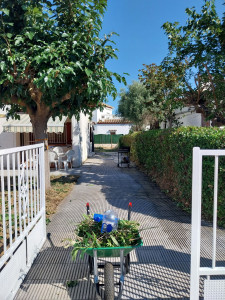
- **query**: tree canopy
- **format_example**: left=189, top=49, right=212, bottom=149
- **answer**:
left=119, top=1, right=225, bottom=129
left=0, top=0, right=126, bottom=139
left=139, top=63, right=185, bottom=128
left=162, top=0, right=225, bottom=125
left=117, top=81, right=156, bottom=130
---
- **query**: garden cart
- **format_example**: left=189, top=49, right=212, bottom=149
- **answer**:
left=85, top=203, right=142, bottom=300
left=117, top=147, right=130, bottom=168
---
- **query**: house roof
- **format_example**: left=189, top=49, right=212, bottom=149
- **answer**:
left=3, top=114, right=68, bottom=133
left=97, top=119, right=132, bottom=124
left=102, top=103, right=114, bottom=109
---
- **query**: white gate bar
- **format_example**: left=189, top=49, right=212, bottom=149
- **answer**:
left=26, top=150, right=29, bottom=223
left=7, top=154, right=13, bottom=247
left=0, top=143, right=43, bottom=155
left=33, top=148, right=37, bottom=217
left=29, top=149, right=33, bottom=222
left=21, top=151, right=26, bottom=230
left=201, top=149, right=225, bottom=156
left=39, top=145, right=46, bottom=238
left=17, top=151, right=22, bottom=234
left=1, top=155, right=7, bottom=254
left=36, top=148, right=40, bottom=213
left=212, top=156, right=218, bottom=269
left=12, top=153, right=17, bottom=240
left=190, top=147, right=203, bottom=300
left=199, top=267, right=225, bottom=276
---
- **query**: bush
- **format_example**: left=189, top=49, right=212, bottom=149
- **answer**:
left=120, top=127, right=225, bottom=227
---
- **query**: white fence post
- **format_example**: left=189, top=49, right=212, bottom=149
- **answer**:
left=190, top=147, right=202, bottom=300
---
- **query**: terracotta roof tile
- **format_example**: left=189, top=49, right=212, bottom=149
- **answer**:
left=97, top=119, right=132, bottom=124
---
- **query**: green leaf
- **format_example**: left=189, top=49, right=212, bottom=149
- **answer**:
left=6, top=33, right=12, bottom=39
left=26, top=32, right=35, bottom=40
left=75, top=61, right=82, bottom=69
left=62, top=33, right=68, bottom=37
left=110, top=235, right=119, bottom=246
left=85, top=68, right=93, bottom=77
left=1, top=8, right=9, bottom=16
left=15, top=36, right=24, bottom=46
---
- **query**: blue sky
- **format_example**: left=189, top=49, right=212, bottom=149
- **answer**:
left=100, top=0, right=224, bottom=113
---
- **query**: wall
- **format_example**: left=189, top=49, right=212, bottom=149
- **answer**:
left=0, top=110, right=20, bottom=150
left=94, top=123, right=132, bottom=135
left=160, top=107, right=202, bottom=129
left=92, top=106, right=113, bottom=123
left=175, top=107, right=202, bottom=127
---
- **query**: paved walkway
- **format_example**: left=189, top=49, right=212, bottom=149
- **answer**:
left=15, top=152, right=225, bottom=299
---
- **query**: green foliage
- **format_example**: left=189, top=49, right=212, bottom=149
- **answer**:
left=120, top=127, right=225, bottom=227
left=139, top=63, right=185, bottom=128
left=162, top=0, right=225, bottom=125
left=0, top=0, right=126, bottom=139
left=66, top=280, right=79, bottom=288
left=69, top=215, right=141, bottom=260
left=118, top=81, right=157, bottom=130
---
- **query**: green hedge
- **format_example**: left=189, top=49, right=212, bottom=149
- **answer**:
left=120, top=127, right=225, bottom=227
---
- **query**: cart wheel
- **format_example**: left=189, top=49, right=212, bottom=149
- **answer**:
left=125, top=254, right=130, bottom=274
left=88, top=256, right=94, bottom=275
left=95, top=292, right=102, bottom=300
left=104, top=262, right=114, bottom=300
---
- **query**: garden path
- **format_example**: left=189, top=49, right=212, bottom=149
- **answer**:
left=15, top=152, right=225, bottom=299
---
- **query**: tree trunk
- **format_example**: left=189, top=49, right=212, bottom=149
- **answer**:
left=30, top=114, right=51, bottom=190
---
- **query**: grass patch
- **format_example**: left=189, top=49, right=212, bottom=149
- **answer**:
left=45, top=175, right=79, bottom=223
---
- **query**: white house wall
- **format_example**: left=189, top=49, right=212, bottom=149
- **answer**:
left=0, top=111, right=20, bottom=150
left=161, top=107, right=202, bottom=129
left=178, top=111, right=202, bottom=127
left=92, top=106, right=113, bottom=123
left=94, top=124, right=132, bottom=135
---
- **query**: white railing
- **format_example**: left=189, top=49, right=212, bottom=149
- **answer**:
left=0, top=144, right=46, bottom=300
left=190, top=147, right=225, bottom=300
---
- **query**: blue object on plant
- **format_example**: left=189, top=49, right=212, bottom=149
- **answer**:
left=93, top=214, right=103, bottom=222
left=101, top=210, right=119, bottom=233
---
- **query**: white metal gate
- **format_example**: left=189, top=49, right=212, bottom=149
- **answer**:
left=0, top=144, right=46, bottom=300
left=190, top=147, right=225, bottom=299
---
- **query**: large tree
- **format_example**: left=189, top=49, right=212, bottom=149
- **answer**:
left=162, top=0, right=225, bottom=125
left=0, top=0, right=126, bottom=142
left=139, top=63, right=185, bottom=128
left=118, top=81, right=158, bottom=130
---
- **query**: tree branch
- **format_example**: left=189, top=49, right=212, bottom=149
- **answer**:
left=203, top=63, right=218, bottom=108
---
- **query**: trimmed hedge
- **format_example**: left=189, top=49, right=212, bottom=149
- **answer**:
left=120, top=127, right=225, bottom=227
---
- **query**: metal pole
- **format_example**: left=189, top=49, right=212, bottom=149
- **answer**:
left=86, top=202, right=90, bottom=215
left=190, top=147, right=202, bottom=300
left=128, top=202, right=132, bottom=221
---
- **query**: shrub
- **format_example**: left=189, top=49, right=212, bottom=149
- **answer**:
left=120, top=127, right=225, bottom=227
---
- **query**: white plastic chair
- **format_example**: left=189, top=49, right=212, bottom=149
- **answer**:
left=59, top=150, right=75, bottom=170
left=48, top=150, right=58, bottom=170
left=53, top=146, right=64, bottom=156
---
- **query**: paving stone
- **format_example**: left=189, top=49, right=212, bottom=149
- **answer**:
left=14, top=152, right=225, bottom=299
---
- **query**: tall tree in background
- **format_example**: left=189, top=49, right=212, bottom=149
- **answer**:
left=0, top=0, right=125, bottom=143
left=118, top=81, right=158, bottom=130
left=139, top=63, right=185, bottom=128
left=162, top=0, right=225, bottom=125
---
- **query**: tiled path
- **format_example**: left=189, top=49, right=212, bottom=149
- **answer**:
left=15, top=153, right=225, bottom=299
